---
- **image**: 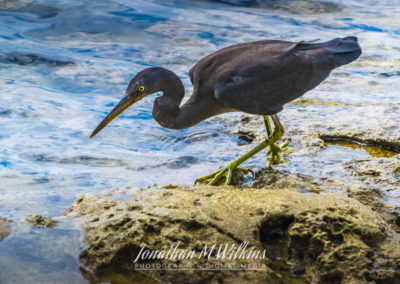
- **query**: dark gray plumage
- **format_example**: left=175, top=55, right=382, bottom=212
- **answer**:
left=90, top=36, right=361, bottom=185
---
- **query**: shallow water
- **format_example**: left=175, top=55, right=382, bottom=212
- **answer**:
left=0, top=0, right=399, bottom=282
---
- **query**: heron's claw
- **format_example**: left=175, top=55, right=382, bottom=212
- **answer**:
left=267, top=140, right=289, bottom=167
left=195, top=164, right=252, bottom=186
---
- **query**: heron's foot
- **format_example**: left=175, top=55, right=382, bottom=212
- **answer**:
left=195, top=164, right=253, bottom=186
left=267, top=140, right=289, bottom=167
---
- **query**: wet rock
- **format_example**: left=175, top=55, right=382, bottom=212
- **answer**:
left=247, top=167, right=315, bottom=190
left=26, top=215, right=58, bottom=228
left=163, top=156, right=199, bottom=169
left=237, top=130, right=256, bottom=145
left=65, top=186, right=400, bottom=283
left=345, top=155, right=400, bottom=205
left=0, top=217, right=11, bottom=242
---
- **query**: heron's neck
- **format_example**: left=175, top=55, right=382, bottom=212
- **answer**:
left=152, top=69, right=220, bottom=130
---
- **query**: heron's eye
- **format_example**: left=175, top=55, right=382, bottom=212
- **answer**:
left=138, top=86, right=145, bottom=92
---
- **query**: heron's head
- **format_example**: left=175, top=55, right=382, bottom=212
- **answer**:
left=90, top=68, right=163, bottom=139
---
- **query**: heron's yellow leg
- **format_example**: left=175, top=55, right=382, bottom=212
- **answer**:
left=266, top=115, right=288, bottom=166
left=195, top=115, right=288, bottom=186
left=196, top=115, right=274, bottom=186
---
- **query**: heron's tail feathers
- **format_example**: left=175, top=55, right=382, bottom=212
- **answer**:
left=296, top=36, right=362, bottom=67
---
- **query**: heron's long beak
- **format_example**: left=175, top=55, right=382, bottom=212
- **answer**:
left=90, top=93, right=141, bottom=139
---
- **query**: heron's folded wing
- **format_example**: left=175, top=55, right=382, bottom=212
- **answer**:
left=212, top=51, right=306, bottom=115
left=213, top=74, right=285, bottom=115
left=212, top=38, right=346, bottom=115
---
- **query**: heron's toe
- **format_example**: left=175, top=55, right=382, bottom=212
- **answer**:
left=195, top=164, right=251, bottom=186
left=267, top=140, right=289, bottom=166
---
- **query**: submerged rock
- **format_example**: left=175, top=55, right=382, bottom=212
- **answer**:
left=0, top=53, right=74, bottom=67
left=0, top=217, right=11, bottom=242
left=26, top=215, right=58, bottom=228
left=66, top=186, right=400, bottom=283
left=0, top=0, right=60, bottom=19
left=207, top=0, right=343, bottom=14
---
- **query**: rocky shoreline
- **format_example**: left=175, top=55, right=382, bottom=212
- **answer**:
left=65, top=182, right=400, bottom=284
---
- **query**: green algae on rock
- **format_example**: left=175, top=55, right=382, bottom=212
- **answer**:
left=320, top=134, right=400, bottom=155
left=293, top=98, right=346, bottom=107
left=65, top=186, right=400, bottom=284
left=321, top=138, right=397, bottom=158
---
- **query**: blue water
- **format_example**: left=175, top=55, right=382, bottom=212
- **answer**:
left=0, top=0, right=399, bottom=283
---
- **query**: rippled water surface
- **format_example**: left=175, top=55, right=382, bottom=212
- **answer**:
left=0, top=0, right=399, bottom=282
